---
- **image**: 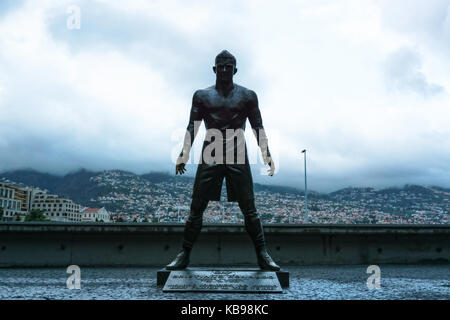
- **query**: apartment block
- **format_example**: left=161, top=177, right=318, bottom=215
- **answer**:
left=0, top=182, right=28, bottom=221
left=30, top=191, right=83, bottom=222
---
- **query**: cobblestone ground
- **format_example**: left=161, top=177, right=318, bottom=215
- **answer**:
left=0, top=265, right=449, bottom=300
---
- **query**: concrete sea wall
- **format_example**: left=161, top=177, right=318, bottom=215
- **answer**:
left=0, top=222, right=448, bottom=267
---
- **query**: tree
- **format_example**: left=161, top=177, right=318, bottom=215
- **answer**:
left=24, top=210, right=49, bottom=222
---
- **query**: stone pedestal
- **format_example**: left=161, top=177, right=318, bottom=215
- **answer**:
left=158, top=267, right=289, bottom=293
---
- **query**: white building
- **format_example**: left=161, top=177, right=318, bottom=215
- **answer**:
left=0, top=182, right=28, bottom=221
left=80, top=207, right=111, bottom=222
left=1, top=181, right=111, bottom=223
left=30, top=191, right=83, bottom=222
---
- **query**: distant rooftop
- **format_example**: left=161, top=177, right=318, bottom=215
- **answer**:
left=82, top=208, right=103, bottom=213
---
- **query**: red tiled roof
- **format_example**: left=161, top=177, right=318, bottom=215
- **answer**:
left=83, top=208, right=101, bottom=213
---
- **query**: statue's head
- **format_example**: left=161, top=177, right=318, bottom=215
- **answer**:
left=213, top=50, right=237, bottom=81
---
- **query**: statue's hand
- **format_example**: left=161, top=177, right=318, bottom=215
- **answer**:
left=175, top=151, right=189, bottom=175
left=262, top=149, right=275, bottom=176
left=175, top=162, right=186, bottom=175
left=267, top=160, right=275, bottom=176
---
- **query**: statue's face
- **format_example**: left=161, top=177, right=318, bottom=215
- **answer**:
left=213, top=58, right=237, bottom=82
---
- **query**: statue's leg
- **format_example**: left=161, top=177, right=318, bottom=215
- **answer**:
left=238, top=197, right=280, bottom=271
left=182, top=197, right=209, bottom=251
left=166, top=197, right=209, bottom=270
left=238, top=198, right=265, bottom=250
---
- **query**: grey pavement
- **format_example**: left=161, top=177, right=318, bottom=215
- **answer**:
left=0, top=265, right=449, bottom=300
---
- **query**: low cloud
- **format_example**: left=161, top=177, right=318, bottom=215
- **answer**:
left=384, top=47, right=444, bottom=97
left=0, top=0, right=449, bottom=192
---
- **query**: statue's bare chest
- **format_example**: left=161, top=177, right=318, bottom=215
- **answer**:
left=201, top=89, right=247, bottom=112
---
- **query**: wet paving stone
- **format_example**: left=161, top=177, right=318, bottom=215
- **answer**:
left=0, top=265, right=449, bottom=300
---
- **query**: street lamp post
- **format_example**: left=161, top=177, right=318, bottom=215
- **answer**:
left=301, top=149, right=308, bottom=223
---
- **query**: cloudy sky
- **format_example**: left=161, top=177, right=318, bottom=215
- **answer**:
left=0, top=0, right=449, bottom=192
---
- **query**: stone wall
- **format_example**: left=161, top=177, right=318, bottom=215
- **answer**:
left=0, top=222, right=448, bottom=267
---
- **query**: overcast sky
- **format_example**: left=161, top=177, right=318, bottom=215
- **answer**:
left=0, top=0, right=449, bottom=192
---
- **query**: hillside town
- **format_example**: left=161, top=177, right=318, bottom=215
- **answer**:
left=88, top=171, right=449, bottom=224
left=1, top=170, right=449, bottom=225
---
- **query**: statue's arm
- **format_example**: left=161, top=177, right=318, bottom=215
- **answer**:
left=179, top=90, right=203, bottom=161
left=247, top=90, right=275, bottom=176
left=247, top=90, right=271, bottom=158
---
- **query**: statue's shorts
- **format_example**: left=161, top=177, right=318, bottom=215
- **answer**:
left=192, top=163, right=254, bottom=202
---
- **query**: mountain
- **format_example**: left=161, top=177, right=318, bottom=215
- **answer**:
left=0, top=169, right=197, bottom=209
left=328, top=185, right=440, bottom=201
left=1, top=169, right=448, bottom=202
left=1, top=169, right=63, bottom=193
left=1, top=169, right=97, bottom=205
left=0, top=169, right=448, bottom=220
left=141, top=171, right=187, bottom=183
left=1, top=169, right=448, bottom=224
left=431, top=186, right=450, bottom=193
left=0, top=168, right=324, bottom=202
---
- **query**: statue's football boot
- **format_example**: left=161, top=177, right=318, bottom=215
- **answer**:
left=256, top=248, right=280, bottom=271
left=166, top=250, right=190, bottom=270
